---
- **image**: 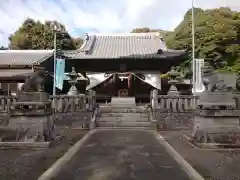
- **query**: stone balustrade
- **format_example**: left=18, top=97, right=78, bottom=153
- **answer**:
left=157, top=95, right=199, bottom=112
left=0, top=96, right=12, bottom=125
left=49, top=95, right=87, bottom=113
left=0, top=91, right=97, bottom=128
left=149, top=90, right=240, bottom=130
left=0, top=93, right=96, bottom=112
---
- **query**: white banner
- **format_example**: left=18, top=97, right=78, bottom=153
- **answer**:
left=133, top=73, right=161, bottom=90
left=86, top=73, right=113, bottom=90
left=86, top=72, right=161, bottom=90
left=195, top=59, right=205, bottom=93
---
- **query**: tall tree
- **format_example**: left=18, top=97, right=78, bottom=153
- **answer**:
left=9, top=18, right=82, bottom=50
left=166, top=7, right=240, bottom=71
left=131, top=27, right=171, bottom=37
left=0, top=46, right=7, bottom=50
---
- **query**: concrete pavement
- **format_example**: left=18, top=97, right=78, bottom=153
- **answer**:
left=51, top=130, right=192, bottom=180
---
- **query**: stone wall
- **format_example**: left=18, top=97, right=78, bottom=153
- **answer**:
left=153, top=95, right=198, bottom=130
left=0, top=92, right=96, bottom=128
left=0, top=96, right=13, bottom=125
left=150, top=91, right=240, bottom=130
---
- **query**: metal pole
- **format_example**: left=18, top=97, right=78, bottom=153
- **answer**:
left=191, top=0, right=196, bottom=106
left=53, top=31, right=57, bottom=96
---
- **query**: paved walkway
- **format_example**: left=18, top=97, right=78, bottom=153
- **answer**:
left=53, top=130, right=191, bottom=180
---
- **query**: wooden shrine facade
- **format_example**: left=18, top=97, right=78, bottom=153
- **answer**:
left=0, top=33, right=189, bottom=97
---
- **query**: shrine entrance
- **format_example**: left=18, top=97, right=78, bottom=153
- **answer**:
left=59, top=32, right=188, bottom=101
left=116, top=72, right=130, bottom=97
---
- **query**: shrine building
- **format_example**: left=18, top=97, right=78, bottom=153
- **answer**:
left=0, top=32, right=188, bottom=100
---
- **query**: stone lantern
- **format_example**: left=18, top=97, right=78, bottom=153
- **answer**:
left=67, top=67, right=88, bottom=95
left=67, top=67, right=79, bottom=95
left=167, top=67, right=180, bottom=96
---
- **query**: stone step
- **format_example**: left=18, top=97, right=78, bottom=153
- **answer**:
left=97, top=117, right=149, bottom=122
left=100, top=107, right=147, bottom=113
left=99, top=113, right=148, bottom=118
left=96, top=121, right=154, bottom=127
left=96, top=126, right=156, bottom=130
left=111, top=97, right=136, bottom=108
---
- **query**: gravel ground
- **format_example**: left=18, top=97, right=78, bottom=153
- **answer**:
left=160, top=130, right=240, bottom=180
left=53, top=130, right=191, bottom=180
left=0, top=127, right=88, bottom=180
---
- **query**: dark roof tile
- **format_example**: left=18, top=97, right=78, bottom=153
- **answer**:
left=0, top=50, right=53, bottom=65
left=0, top=69, right=33, bottom=77
left=63, top=33, right=182, bottom=59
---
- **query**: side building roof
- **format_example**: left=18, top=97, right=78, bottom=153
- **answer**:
left=63, top=32, right=186, bottom=59
left=0, top=50, right=54, bottom=65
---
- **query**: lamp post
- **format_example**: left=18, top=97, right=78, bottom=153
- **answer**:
left=50, top=22, right=63, bottom=96
left=53, top=30, right=57, bottom=96
left=191, top=0, right=196, bottom=106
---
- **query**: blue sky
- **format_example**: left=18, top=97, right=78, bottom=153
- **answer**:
left=0, top=0, right=239, bottom=46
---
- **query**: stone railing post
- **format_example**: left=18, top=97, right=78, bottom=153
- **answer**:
left=7, top=97, right=11, bottom=114
left=87, top=90, right=94, bottom=110
left=151, top=89, right=158, bottom=111
left=92, top=91, right=96, bottom=109
left=150, top=90, right=153, bottom=104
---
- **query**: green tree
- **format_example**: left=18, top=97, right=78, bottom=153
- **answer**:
left=131, top=27, right=171, bottom=37
left=9, top=18, right=82, bottom=50
left=0, top=46, right=7, bottom=50
left=166, top=7, right=240, bottom=70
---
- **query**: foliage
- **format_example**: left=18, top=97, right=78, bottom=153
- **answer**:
left=166, top=7, right=240, bottom=71
left=131, top=27, right=171, bottom=37
left=132, top=8, right=240, bottom=78
left=9, top=18, right=82, bottom=50
left=0, top=46, right=7, bottom=50
left=160, top=73, right=170, bottom=80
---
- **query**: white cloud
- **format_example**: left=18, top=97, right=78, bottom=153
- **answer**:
left=0, top=0, right=239, bottom=46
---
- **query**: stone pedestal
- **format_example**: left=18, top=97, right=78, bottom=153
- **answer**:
left=8, top=91, right=55, bottom=142
left=192, top=92, right=240, bottom=144
left=193, top=110, right=240, bottom=143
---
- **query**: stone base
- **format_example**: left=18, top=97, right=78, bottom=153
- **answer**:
left=7, top=114, right=55, bottom=142
left=0, top=112, right=9, bottom=125
left=192, top=116, right=240, bottom=144
left=182, top=134, right=240, bottom=149
left=0, top=135, right=62, bottom=149
left=155, top=111, right=193, bottom=130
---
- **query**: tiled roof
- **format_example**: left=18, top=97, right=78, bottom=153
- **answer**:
left=0, top=50, right=54, bottom=65
left=0, top=69, right=33, bottom=77
left=63, top=32, right=185, bottom=59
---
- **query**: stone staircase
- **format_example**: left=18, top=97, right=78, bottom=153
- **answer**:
left=96, top=97, right=155, bottom=129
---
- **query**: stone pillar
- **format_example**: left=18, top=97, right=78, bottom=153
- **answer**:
left=88, top=90, right=96, bottom=110
left=151, top=89, right=158, bottom=111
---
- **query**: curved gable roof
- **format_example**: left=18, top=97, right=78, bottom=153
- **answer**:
left=63, top=32, right=182, bottom=59
left=0, top=50, right=53, bottom=65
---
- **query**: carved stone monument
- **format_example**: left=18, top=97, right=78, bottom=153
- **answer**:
left=8, top=71, right=55, bottom=142
left=191, top=63, right=240, bottom=144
